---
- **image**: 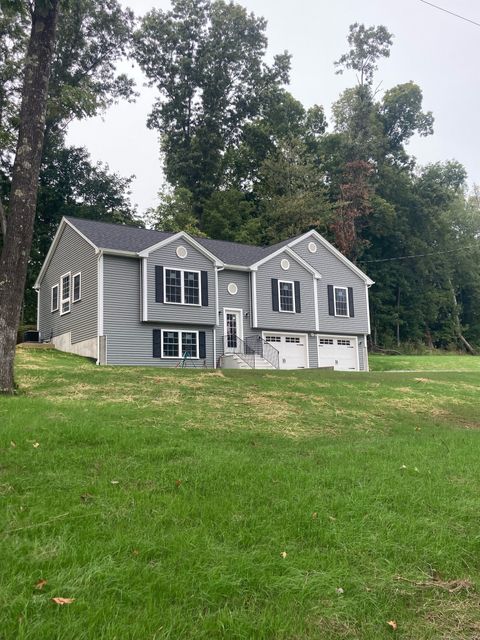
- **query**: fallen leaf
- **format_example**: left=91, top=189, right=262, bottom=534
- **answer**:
left=33, top=442, right=40, bottom=449
left=335, top=587, right=344, bottom=594
left=280, top=551, right=287, bottom=559
left=328, top=515, right=336, bottom=522
left=10, top=441, right=16, bottom=448
left=110, top=480, right=119, bottom=485
left=387, top=620, right=397, bottom=631
left=415, top=427, right=421, bottom=431
left=400, top=464, right=407, bottom=470
left=80, top=493, right=94, bottom=502
left=132, top=549, right=139, bottom=556
left=311, top=512, right=318, bottom=519
left=175, top=479, right=182, bottom=487
left=51, top=597, right=75, bottom=605
left=35, top=579, right=47, bottom=590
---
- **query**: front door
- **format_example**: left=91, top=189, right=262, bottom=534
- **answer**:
left=224, top=309, right=242, bottom=352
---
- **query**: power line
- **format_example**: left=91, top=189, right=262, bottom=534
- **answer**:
left=418, top=0, right=480, bottom=29
left=363, top=244, right=478, bottom=263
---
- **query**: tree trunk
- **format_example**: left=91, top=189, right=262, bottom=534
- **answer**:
left=448, top=278, right=476, bottom=355
left=0, top=1, right=59, bottom=394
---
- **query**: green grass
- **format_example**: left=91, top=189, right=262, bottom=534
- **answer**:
left=370, top=353, right=480, bottom=372
left=1, top=346, right=480, bottom=639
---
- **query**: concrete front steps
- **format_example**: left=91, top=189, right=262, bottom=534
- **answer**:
left=220, top=354, right=277, bottom=370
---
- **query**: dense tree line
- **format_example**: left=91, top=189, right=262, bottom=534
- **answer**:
left=1, top=0, right=479, bottom=353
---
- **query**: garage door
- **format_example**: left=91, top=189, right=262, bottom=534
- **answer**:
left=264, top=334, right=308, bottom=369
left=317, top=336, right=358, bottom=371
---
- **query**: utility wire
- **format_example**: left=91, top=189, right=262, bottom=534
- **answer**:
left=418, top=0, right=480, bottom=29
left=363, top=244, right=478, bottom=263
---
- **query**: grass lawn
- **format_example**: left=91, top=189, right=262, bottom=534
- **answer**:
left=1, top=346, right=480, bottom=639
left=370, top=353, right=480, bottom=372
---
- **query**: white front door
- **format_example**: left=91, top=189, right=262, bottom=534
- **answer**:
left=264, top=333, right=308, bottom=369
left=224, top=309, right=243, bottom=353
left=317, top=336, right=358, bottom=371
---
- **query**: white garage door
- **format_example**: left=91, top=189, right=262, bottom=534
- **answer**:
left=317, top=336, right=358, bottom=371
left=264, top=333, right=308, bottom=369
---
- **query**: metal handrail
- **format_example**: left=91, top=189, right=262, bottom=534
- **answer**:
left=223, top=334, right=279, bottom=369
left=245, top=335, right=280, bottom=370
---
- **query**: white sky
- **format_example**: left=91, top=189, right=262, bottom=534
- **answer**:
left=67, top=0, right=480, bottom=215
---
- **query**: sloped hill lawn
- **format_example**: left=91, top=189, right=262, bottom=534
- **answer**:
left=1, top=347, right=480, bottom=639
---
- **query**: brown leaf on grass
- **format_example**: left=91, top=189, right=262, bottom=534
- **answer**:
left=311, top=512, right=318, bottom=519
left=175, top=479, right=182, bottom=487
left=51, top=597, right=75, bottom=605
left=35, top=578, right=47, bottom=590
left=280, top=551, right=287, bottom=559
left=132, top=549, right=139, bottom=556
left=387, top=620, right=397, bottom=631
left=10, top=441, right=16, bottom=448
left=33, top=442, right=40, bottom=449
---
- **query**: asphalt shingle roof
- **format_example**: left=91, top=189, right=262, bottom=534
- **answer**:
left=66, top=217, right=298, bottom=267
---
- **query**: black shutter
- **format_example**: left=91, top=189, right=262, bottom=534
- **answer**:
left=348, top=287, right=355, bottom=317
left=327, top=285, right=335, bottom=316
left=271, top=278, right=279, bottom=311
left=155, top=266, right=164, bottom=303
left=201, top=271, right=209, bottom=306
left=294, top=281, right=301, bottom=313
left=199, top=331, right=206, bottom=359
left=153, top=329, right=162, bottom=358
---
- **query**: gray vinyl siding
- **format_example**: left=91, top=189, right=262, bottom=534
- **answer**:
left=103, top=255, right=214, bottom=367
left=292, top=239, right=370, bottom=335
left=308, top=335, right=318, bottom=368
left=358, top=335, right=369, bottom=371
left=38, top=224, right=97, bottom=344
left=255, top=251, right=316, bottom=331
left=146, top=239, right=216, bottom=325
left=215, top=269, right=261, bottom=357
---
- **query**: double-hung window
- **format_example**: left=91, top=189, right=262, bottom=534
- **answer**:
left=165, top=268, right=200, bottom=305
left=60, top=272, right=71, bottom=315
left=279, top=280, right=295, bottom=313
left=334, top=286, right=349, bottom=317
left=72, top=272, right=81, bottom=302
left=162, top=330, right=198, bottom=358
left=51, top=284, right=59, bottom=312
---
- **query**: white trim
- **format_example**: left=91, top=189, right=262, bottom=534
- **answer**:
left=97, top=252, right=104, bottom=338
left=138, top=231, right=223, bottom=266
left=59, top=272, right=71, bottom=316
left=278, top=280, right=295, bottom=313
left=316, top=334, right=360, bottom=372
left=51, top=283, right=59, bottom=312
left=101, top=248, right=138, bottom=257
left=72, top=272, right=81, bottom=303
left=214, top=266, right=220, bottom=326
left=313, top=275, right=319, bottom=331
left=164, top=267, right=202, bottom=306
left=142, top=258, right=148, bottom=321
left=365, top=283, right=371, bottom=335
left=223, top=308, right=244, bottom=352
left=36, top=289, right=40, bottom=333
left=363, top=334, right=369, bottom=372
left=333, top=286, right=349, bottom=317
left=288, top=230, right=374, bottom=285
left=250, top=244, right=321, bottom=278
left=223, top=264, right=251, bottom=272
left=161, top=329, right=200, bottom=359
left=213, top=327, right=217, bottom=368
left=261, top=330, right=310, bottom=368
left=251, top=270, right=258, bottom=327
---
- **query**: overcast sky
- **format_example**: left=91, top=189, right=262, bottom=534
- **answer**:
left=67, top=0, right=480, bottom=215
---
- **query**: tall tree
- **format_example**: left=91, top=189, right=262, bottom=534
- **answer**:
left=0, top=0, right=59, bottom=393
left=134, top=0, right=290, bottom=227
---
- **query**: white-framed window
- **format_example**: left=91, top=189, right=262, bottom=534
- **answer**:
left=161, top=329, right=199, bottom=358
left=278, top=280, right=295, bottom=313
left=319, top=338, right=334, bottom=345
left=265, top=335, right=281, bottom=342
left=164, top=268, right=201, bottom=305
left=60, top=272, right=71, bottom=315
left=51, top=284, right=59, bottom=312
left=285, top=336, right=300, bottom=343
left=337, top=339, right=351, bottom=346
left=72, top=272, right=81, bottom=302
left=334, top=286, right=349, bottom=317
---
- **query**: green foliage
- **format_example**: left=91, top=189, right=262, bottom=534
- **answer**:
left=334, top=23, right=393, bottom=86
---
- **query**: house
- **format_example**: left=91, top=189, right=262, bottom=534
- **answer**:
left=35, top=217, right=374, bottom=371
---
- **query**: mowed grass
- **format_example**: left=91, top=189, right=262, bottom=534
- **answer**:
left=370, top=353, right=480, bottom=372
left=1, top=347, right=480, bottom=639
